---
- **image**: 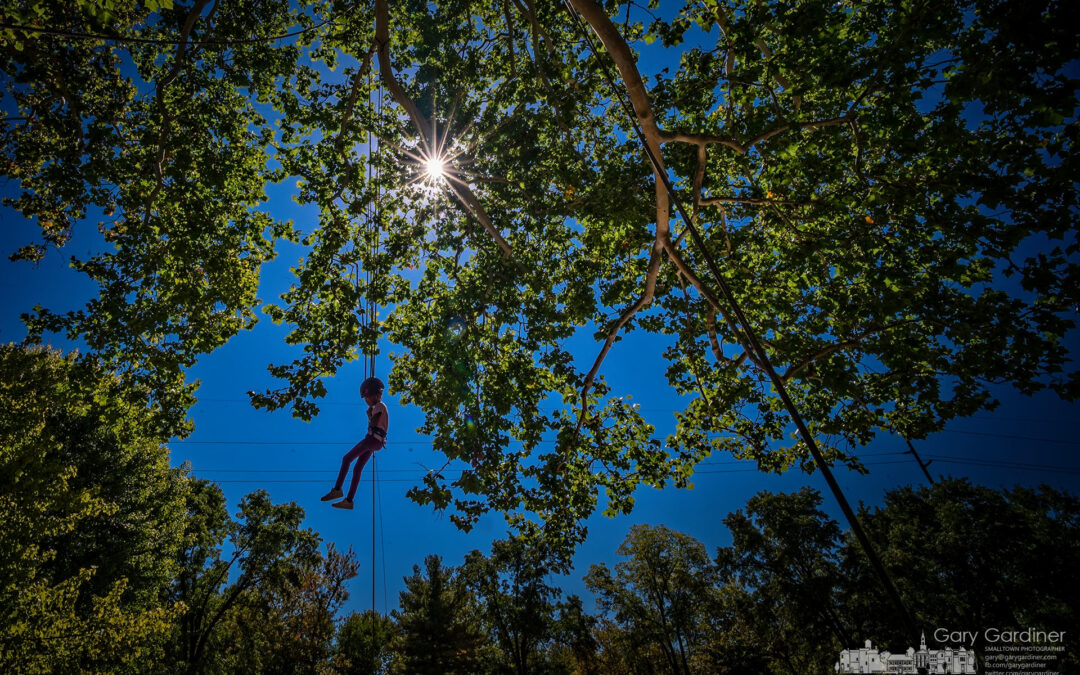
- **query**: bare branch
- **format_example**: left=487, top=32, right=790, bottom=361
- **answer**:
left=660, top=130, right=747, bottom=153
left=663, top=240, right=763, bottom=371
left=705, top=307, right=749, bottom=369
left=692, top=144, right=707, bottom=221
left=744, top=115, right=847, bottom=150
left=335, top=41, right=378, bottom=155
left=503, top=0, right=517, bottom=74
left=444, top=173, right=514, bottom=255
left=782, top=319, right=918, bottom=381
left=710, top=1, right=801, bottom=109
left=661, top=116, right=848, bottom=155
left=700, top=195, right=801, bottom=207
left=576, top=250, right=663, bottom=431
left=512, top=0, right=555, bottom=55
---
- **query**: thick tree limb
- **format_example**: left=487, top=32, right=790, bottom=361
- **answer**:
left=568, top=0, right=670, bottom=246
left=569, top=0, right=775, bottom=394
left=568, top=0, right=677, bottom=424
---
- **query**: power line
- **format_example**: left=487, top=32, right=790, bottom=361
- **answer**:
left=940, top=429, right=1080, bottom=445
left=184, top=448, right=1079, bottom=476
left=0, top=5, right=358, bottom=47
left=198, top=455, right=1080, bottom=483
left=933, top=460, right=1080, bottom=476
left=922, top=455, right=1080, bottom=474
left=186, top=451, right=915, bottom=473
left=170, top=426, right=1080, bottom=448
left=191, top=397, right=1078, bottom=423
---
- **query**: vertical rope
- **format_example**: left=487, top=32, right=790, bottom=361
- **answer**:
left=378, top=467, right=388, bottom=612
left=367, top=63, right=387, bottom=672
left=371, top=451, right=376, bottom=658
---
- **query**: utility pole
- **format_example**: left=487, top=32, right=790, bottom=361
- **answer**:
left=904, top=438, right=935, bottom=484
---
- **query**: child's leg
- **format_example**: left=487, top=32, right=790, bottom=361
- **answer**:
left=345, top=436, right=381, bottom=501
left=333, top=441, right=367, bottom=492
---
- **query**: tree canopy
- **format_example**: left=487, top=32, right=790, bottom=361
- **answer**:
left=3, top=0, right=1078, bottom=561
left=0, top=344, right=187, bottom=671
left=582, top=482, right=1080, bottom=673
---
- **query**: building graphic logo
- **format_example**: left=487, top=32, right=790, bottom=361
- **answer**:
left=836, top=632, right=976, bottom=674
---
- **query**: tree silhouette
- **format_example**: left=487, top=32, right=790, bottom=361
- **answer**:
left=391, top=554, right=490, bottom=674
left=0, top=344, right=186, bottom=671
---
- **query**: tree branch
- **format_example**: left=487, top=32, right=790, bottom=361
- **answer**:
left=576, top=249, right=662, bottom=430
left=710, top=1, right=801, bottom=109
left=144, top=0, right=213, bottom=226
left=375, top=0, right=512, bottom=257
left=660, top=116, right=848, bottom=155
left=567, top=0, right=671, bottom=246
left=700, top=195, right=801, bottom=207
left=334, top=41, right=378, bottom=155
left=567, top=0, right=680, bottom=429
left=782, top=319, right=918, bottom=382
left=663, top=241, right=763, bottom=371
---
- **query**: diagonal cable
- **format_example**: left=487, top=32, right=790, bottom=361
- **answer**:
left=562, top=0, right=917, bottom=637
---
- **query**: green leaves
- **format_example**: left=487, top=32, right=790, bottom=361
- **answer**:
left=0, top=344, right=188, bottom=671
left=4, top=0, right=1078, bottom=565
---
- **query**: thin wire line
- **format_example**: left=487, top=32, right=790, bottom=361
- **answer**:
left=173, top=428, right=1080, bottom=445
left=922, top=455, right=1080, bottom=473
left=371, top=453, right=376, bottom=653
left=203, top=455, right=1080, bottom=483
left=0, top=5, right=359, bottom=47
left=188, top=451, right=913, bottom=473
left=173, top=426, right=1080, bottom=447
left=189, top=397, right=1079, bottom=424
left=377, top=457, right=389, bottom=614
left=939, top=430, right=1080, bottom=445
left=929, top=460, right=1080, bottom=476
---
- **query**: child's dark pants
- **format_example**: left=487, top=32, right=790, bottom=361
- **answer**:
left=334, top=435, right=384, bottom=501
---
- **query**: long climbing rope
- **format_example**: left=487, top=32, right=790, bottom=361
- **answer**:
left=562, top=0, right=917, bottom=637
left=364, top=64, right=386, bottom=668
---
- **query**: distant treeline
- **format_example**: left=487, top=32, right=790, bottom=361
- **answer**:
left=2, top=345, right=1077, bottom=673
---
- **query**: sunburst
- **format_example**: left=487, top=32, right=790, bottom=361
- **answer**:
left=387, top=93, right=504, bottom=201
left=424, top=156, right=446, bottom=180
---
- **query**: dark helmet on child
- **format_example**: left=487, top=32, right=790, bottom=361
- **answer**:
left=360, top=377, right=385, bottom=397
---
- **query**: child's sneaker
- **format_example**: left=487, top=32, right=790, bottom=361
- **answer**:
left=332, top=499, right=354, bottom=510
left=321, top=488, right=343, bottom=502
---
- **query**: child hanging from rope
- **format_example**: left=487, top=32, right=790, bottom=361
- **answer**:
left=322, top=376, right=388, bottom=510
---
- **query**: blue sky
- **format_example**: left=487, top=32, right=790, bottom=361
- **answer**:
left=2, top=192, right=1078, bottom=618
